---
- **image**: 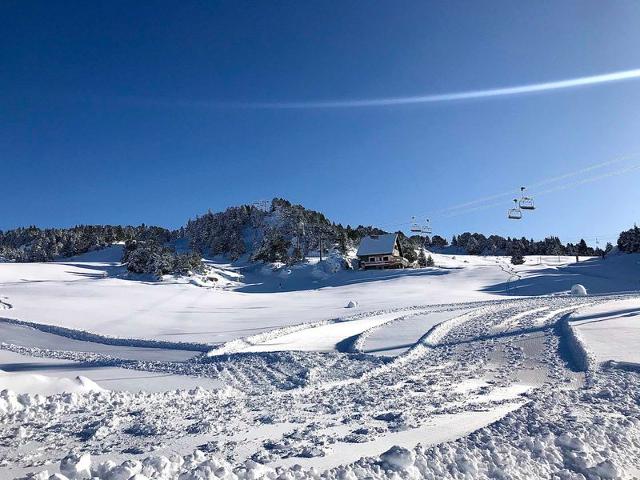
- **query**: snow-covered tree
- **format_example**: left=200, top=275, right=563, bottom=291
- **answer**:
left=426, top=254, right=435, bottom=267
left=618, top=225, right=640, bottom=253
left=417, top=249, right=427, bottom=267
left=430, top=235, right=448, bottom=248
left=511, top=252, right=525, bottom=265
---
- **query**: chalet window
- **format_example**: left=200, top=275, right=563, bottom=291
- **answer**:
left=369, top=257, right=376, bottom=262
left=383, top=256, right=389, bottom=261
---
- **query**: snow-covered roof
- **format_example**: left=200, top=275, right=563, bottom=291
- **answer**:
left=356, top=233, right=398, bottom=256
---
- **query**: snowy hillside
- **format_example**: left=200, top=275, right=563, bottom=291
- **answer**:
left=1, top=244, right=640, bottom=478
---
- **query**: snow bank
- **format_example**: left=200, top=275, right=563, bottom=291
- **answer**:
left=0, top=372, right=103, bottom=397
left=0, top=378, right=102, bottom=417
left=570, top=298, right=640, bottom=368
left=558, top=315, right=594, bottom=372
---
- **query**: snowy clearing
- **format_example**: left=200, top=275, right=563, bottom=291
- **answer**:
left=1, top=251, right=640, bottom=478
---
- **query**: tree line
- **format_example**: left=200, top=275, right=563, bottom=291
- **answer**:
left=0, top=225, right=200, bottom=276
left=1, top=200, right=638, bottom=276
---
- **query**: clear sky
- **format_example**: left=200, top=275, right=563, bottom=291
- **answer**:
left=2, top=1, right=640, bottom=245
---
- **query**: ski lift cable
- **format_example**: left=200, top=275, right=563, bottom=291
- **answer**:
left=438, top=161, right=640, bottom=220
left=404, top=152, right=640, bottom=222
left=375, top=154, right=640, bottom=230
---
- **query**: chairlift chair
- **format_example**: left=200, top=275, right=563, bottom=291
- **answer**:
left=423, top=219, right=432, bottom=235
left=508, top=199, right=522, bottom=220
left=519, top=198, right=535, bottom=210
left=518, top=186, right=535, bottom=210
left=410, top=216, right=422, bottom=233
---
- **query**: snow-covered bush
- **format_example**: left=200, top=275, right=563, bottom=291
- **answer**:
left=123, top=240, right=203, bottom=277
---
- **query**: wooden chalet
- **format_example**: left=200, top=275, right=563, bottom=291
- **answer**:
left=356, top=233, right=409, bottom=269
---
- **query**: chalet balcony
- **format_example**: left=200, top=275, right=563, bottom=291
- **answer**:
left=358, top=256, right=408, bottom=270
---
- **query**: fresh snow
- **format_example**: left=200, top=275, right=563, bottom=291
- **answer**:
left=571, top=298, right=640, bottom=366
left=1, top=250, right=640, bottom=478
left=0, top=368, right=102, bottom=396
left=0, top=349, right=223, bottom=393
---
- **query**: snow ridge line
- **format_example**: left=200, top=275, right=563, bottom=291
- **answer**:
left=0, top=316, right=210, bottom=352
left=336, top=312, right=422, bottom=354
left=0, top=341, right=141, bottom=368
left=552, top=300, right=631, bottom=374
left=554, top=301, right=630, bottom=373
left=343, top=312, right=419, bottom=354
left=207, top=317, right=338, bottom=356
left=557, top=314, right=594, bottom=372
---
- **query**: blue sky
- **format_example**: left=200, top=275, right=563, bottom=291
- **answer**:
left=2, top=1, right=640, bottom=245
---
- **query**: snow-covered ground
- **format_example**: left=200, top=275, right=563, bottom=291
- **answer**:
left=571, top=298, right=640, bottom=367
left=1, top=248, right=640, bottom=478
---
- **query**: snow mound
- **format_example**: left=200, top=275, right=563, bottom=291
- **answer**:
left=0, top=372, right=104, bottom=397
left=345, top=300, right=359, bottom=308
left=571, top=284, right=588, bottom=296
left=380, top=445, right=416, bottom=470
left=60, top=452, right=92, bottom=479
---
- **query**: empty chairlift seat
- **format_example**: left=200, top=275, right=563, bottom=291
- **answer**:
left=508, top=199, right=522, bottom=220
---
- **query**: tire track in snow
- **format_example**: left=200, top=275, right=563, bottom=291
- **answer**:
left=339, top=304, right=475, bottom=354
left=207, top=302, right=492, bottom=356
left=304, top=296, right=615, bottom=394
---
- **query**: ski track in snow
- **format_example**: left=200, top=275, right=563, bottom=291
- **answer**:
left=3, top=291, right=640, bottom=478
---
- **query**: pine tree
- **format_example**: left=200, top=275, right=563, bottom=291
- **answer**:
left=466, top=237, right=482, bottom=255
left=511, top=252, right=525, bottom=265
left=430, top=235, right=448, bottom=248
left=426, top=254, right=435, bottom=267
left=604, top=242, right=613, bottom=258
left=618, top=225, right=640, bottom=253
left=577, top=239, right=589, bottom=255
left=417, top=249, right=427, bottom=267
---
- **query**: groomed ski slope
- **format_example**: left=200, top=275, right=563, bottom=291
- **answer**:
left=1, top=249, right=640, bottom=478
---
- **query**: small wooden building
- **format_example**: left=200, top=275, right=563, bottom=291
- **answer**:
left=356, top=233, right=408, bottom=269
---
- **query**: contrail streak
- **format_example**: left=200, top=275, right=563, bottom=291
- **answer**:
left=244, top=68, right=640, bottom=109
left=121, top=67, right=640, bottom=111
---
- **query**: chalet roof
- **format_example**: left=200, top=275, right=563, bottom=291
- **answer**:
left=356, top=233, right=398, bottom=256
